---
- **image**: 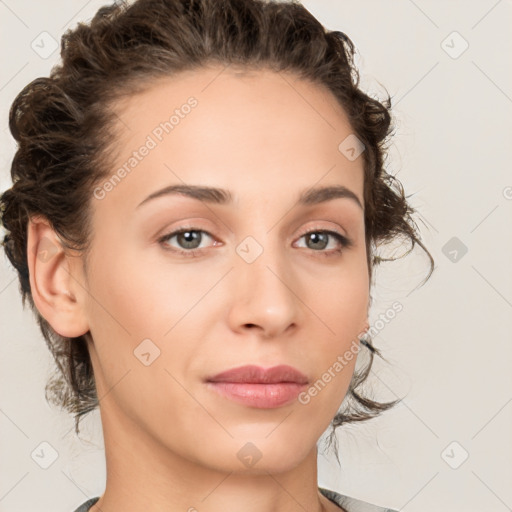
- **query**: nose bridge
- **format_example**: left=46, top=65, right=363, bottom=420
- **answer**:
left=228, top=231, right=299, bottom=336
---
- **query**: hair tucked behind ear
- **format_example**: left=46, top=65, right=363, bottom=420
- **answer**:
left=0, top=0, right=434, bottom=438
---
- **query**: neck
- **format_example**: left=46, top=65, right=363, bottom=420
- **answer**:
left=89, top=400, right=330, bottom=512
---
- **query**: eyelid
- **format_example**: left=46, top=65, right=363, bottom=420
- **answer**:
left=295, top=220, right=349, bottom=240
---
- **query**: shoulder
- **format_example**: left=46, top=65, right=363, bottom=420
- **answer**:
left=72, top=497, right=100, bottom=512
left=319, top=487, right=398, bottom=512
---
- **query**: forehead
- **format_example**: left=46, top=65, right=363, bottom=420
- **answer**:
left=111, top=65, right=356, bottom=154
left=98, top=65, right=364, bottom=211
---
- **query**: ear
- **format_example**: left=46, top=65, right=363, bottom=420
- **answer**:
left=26, top=215, right=90, bottom=338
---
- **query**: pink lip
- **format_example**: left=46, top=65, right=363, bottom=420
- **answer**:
left=206, top=365, right=309, bottom=384
left=205, top=365, right=309, bottom=409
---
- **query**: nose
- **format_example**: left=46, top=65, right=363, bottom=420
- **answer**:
left=226, top=244, right=300, bottom=339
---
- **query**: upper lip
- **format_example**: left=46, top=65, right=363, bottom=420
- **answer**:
left=206, top=365, right=309, bottom=385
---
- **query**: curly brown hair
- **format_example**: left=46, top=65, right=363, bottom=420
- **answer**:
left=0, top=0, right=434, bottom=442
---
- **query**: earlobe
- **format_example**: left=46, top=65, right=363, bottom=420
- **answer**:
left=27, top=215, right=89, bottom=338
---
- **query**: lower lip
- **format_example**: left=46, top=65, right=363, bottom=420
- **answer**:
left=205, top=382, right=307, bottom=408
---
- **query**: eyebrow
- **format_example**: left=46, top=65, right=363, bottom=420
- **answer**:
left=136, top=184, right=363, bottom=210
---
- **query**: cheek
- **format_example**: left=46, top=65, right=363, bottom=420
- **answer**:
left=309, top=259, right=369, bottom=386
left=82, top=247, right=166, bottom=389
left=84, top=246, right=209, bottom=384
left=312, top=259, right=369, bottom=333
left=86, top=246, right=179, bottom=339
left=83, top=255, right=195, bottom=426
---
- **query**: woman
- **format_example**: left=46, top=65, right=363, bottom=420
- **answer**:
left=0, top=0, right=434, bottom=511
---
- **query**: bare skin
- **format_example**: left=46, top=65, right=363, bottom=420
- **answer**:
left=27, top=65, right=369, bottom=512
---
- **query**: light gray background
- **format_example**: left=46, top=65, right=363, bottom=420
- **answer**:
left=1, top=1, right=511, bottom=511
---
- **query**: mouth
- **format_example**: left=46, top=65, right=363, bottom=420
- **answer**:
left=204, top=364, right=309, bottom=409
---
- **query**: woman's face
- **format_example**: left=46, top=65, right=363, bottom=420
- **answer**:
left=77, top=66, right=369, bottom=473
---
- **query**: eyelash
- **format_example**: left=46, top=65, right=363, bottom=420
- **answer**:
left=157, top=226, right=353, bottom=259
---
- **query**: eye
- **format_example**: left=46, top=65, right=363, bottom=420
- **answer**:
left=157, top=226, right=353, bottom=258
left=157, top=227, right=217, bottom=257
left=295, top=228, right=353, bottom=257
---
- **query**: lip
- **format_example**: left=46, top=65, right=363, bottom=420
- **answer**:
left=204, top=365, right=309, bottom=409
left=206, top=364, right=309, bottom=385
